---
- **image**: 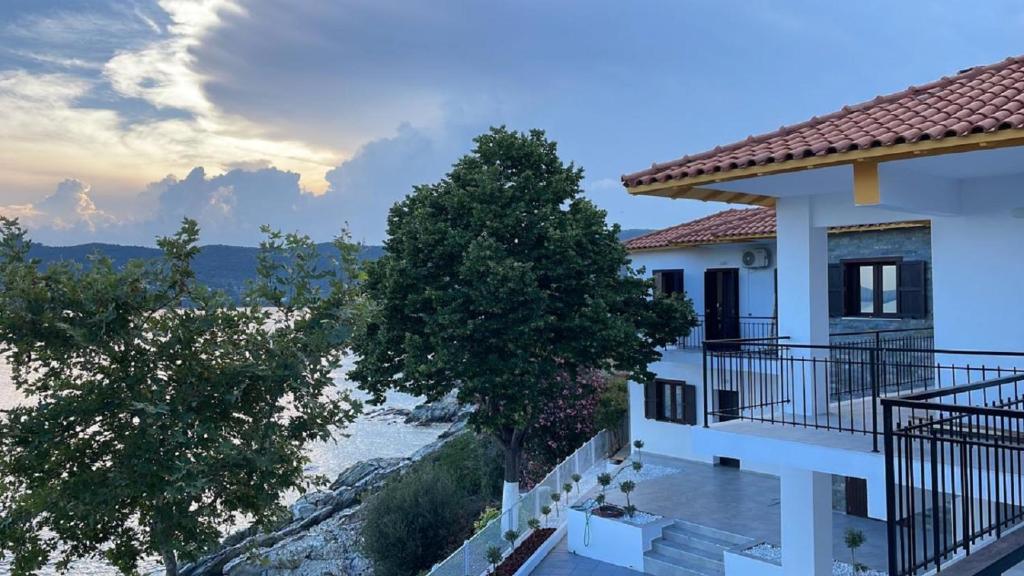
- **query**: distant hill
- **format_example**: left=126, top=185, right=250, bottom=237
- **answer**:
left=618, top=229, right=653, bottom=241
left=27, top=242, right=385, bottom=301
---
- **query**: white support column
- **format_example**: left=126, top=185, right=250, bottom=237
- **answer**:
left=781, top=467, right=833, bottom=576
left=776, top=195, right=830, bottom=344
left=776, top=196, right=830, bottom=418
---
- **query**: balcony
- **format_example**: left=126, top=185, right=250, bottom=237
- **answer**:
left=701, top=331, right=1024, bottom=575
left=673, top=314, right=778, bottom=349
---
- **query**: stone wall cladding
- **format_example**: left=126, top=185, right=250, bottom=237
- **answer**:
left=827, top=226, right=933, bottom=334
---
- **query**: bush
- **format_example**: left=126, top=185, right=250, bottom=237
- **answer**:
left=474, top=506, right=501, bottom=533
left=521, top=370, right=613, bottom=487
left=361, top=433, right=503, bottom=576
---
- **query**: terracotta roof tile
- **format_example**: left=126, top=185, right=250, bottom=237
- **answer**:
left=624, top=207, right=775, bottom=250
left=623, top=56, right=1024, bottom=188
left=623, top=209, right=930, bottom=251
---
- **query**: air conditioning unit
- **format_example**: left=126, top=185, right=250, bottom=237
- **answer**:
left=742, top=248, right=771, bottom=268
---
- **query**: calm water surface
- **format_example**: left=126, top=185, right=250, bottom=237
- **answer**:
left=0, top=355, right=444, bottom=576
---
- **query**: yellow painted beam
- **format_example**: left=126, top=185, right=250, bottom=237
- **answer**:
left=625, top=128, right=1024, bottom=196
left=853, top=161, right=880, bottom=205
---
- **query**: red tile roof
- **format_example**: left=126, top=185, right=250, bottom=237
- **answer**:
left=624, top=208, right=930, bottom=251
left=623, top=56, right=1024, bottom=188
left=624, top=207, right=775, bottom=250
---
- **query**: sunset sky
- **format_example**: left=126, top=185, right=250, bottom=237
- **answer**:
left=2, top=0, right=1023, bottom=245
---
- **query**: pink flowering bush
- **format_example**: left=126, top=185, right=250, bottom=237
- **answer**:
left=520, top=369, right=623, bottom=488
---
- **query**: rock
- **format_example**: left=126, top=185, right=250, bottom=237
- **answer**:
left=180, top=420, right=467, bottom=576
left=404, top=391, right=471, bottom=425
left=363, top=407, right=412, bottom=421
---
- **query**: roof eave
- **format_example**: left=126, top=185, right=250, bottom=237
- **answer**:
left=625, top=128, right=1024, bottom=198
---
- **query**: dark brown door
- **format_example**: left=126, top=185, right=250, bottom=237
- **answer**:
left=846, top=477, right=868, bottom=517
left=705, top=268, right=740, bottom=341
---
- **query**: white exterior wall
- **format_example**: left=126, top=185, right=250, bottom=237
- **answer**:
left=930, top=175, right=1024, bottom=354
left=627, top=241, right=777, bottom=319
left=627, top=352, right=712, bottom=464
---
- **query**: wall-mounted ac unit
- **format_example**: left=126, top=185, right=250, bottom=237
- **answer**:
left=742, top=248, right=771, bottom=268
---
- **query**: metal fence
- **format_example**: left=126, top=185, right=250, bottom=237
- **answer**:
left=676, top=315, right=777, bottom=348
left=703, top=331, right=1024, bottom=452
left=883, top=373, right=1024, bottom=575
left=427, top=430, right=611, bottom=576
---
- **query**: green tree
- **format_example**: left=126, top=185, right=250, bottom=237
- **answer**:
left=0, top=218, right=362, bottom=576
left=350, top=127, right=696, bottom=524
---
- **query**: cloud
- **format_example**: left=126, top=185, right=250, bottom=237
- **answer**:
left=2, top=112, right=483, bottom=246
left=0, top=0, right=339, bottom=198
left=0, top=179, right=117, bottom=243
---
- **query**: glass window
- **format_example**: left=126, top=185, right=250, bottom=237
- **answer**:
left=652, top=379, right=695, bottom=425
left=844, top=261, right=901, bottom=317
left=859, top=266, right=874, bottom=314
left=881, top=264, right=897, bottom=313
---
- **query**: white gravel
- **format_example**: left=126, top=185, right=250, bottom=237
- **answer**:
left=743, top=543, right=887, bottom=575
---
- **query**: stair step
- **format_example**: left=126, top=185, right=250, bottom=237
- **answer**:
left=664, top=520, right=752, bottom=547
left=656, top=531, right=733, bottom=556
left=652, top=540, right=723, bottom=566
left=643, top=552, right=718, bottom=576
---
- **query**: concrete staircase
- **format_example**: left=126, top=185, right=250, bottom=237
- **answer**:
left=643, top=520, right=754, bottom=576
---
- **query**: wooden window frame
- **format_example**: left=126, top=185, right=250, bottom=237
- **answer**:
left=650, top=378, right=696, bottom=425
left=652, top=269, right=685, bottom=297
left=842, top=258, right=902, bottom=318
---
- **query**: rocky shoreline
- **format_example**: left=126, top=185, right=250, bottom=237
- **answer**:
left=364, top=391, right=471, bottom=426
left=181, top=396, right=470, bottom=576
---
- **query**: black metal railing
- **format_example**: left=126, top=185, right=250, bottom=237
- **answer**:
left=883, top=372, right=1024, bottom=575
left=676, top=315, right=777, bottom=348
left=700, top=330, right=1024, bottom=453
left=828, top=328, right=935, bottom=400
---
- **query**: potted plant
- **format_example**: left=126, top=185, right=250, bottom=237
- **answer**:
left=527, top=517, right=541, bottom=532
left=486, top=545, right=503, bottom=574
left=844, top=528, right=867, bottom=574
left=562, top=482, right=574, bottom=503
left=619, top=480, right=636, bottom=518
left=503, top=529, right=520, bottom=551
left=540, top=505, right=552, bottom=527
left=571, top=472, right=582, bottom=493
left=550, top=492, right=561, bottom=517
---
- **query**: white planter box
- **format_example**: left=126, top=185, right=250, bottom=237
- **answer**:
left=566, top=507, right=670, bottom=571
left=510, top=525, right=565, bottom=576
left=723, top=548, right=782, bottom=576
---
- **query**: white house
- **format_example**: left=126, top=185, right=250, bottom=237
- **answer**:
left=624, top=209, right=934, bottom=470
left=591, top=55, right=1024, bottom=576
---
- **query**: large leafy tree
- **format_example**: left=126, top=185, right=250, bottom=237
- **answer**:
left=0, top=218, right=362, bottom=576
left=350, top=127, right=696, bottom=520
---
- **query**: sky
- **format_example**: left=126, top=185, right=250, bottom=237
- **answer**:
left=1, top=1, right=1023, bottom=246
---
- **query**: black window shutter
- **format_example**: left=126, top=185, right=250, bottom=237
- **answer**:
left=673, top=270, right=685, bottom=297
left=683, top=384, right=697, bottom=425
left=828, top=263, right=844, bottom=317
left=653, top=272, right=664, bottom=295
left=644, top=381, right=658, bottom=419
left=898, top=261, right=927, bottom=319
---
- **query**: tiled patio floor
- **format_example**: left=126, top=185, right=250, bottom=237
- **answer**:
left=531, top=453, right=890, bottom=575
left=532, top=537, right=641, bottom=576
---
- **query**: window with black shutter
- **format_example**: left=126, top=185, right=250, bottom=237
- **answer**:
left=643, top=378, right=696, bottom=425
left=828, top=264, right=843, bottom=318
left=898, top=261, right=928, bottom=318
left=831, top=259, right=928, bottom=319
left=653, top=269, right=685, bottom=297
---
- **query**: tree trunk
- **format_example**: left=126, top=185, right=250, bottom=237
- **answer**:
left=496, top=427, right=525, bottom=533
left=162, top=549, right=178, bottom=576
